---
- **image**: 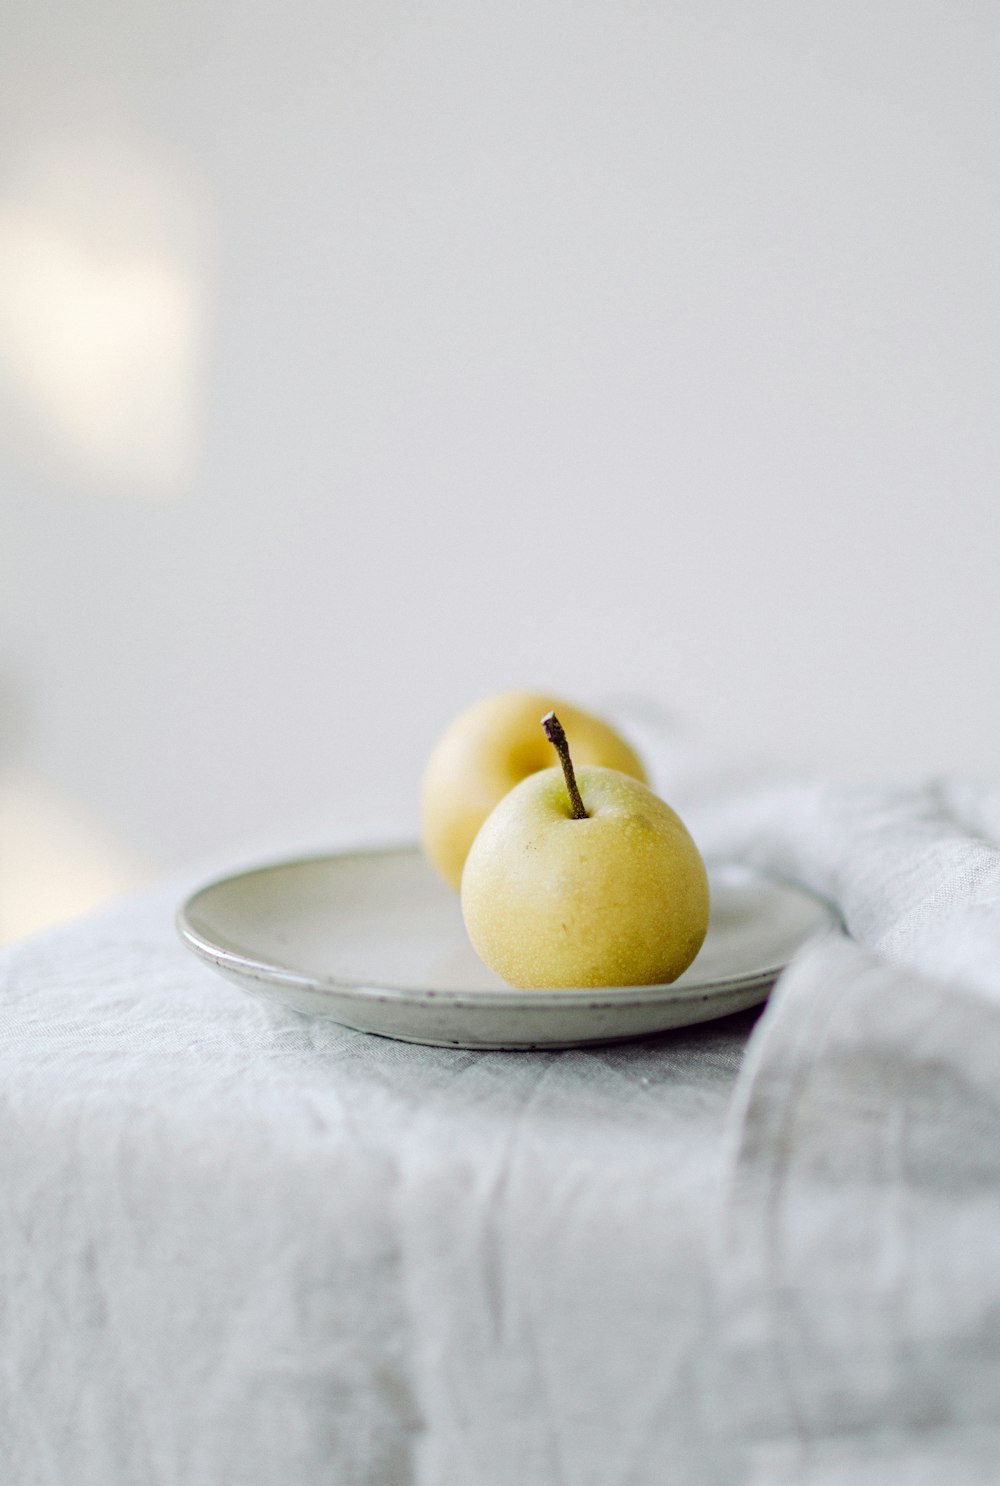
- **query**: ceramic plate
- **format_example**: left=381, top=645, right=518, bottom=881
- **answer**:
left=176, top=846, right=838, bottom=1049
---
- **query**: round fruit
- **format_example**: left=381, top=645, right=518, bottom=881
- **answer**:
left=461, top=762, right=710, bottom=989
left=421, top=691, right=646, bottom=890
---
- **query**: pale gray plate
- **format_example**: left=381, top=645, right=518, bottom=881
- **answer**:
left=176, top=846, right=838, bottom=1049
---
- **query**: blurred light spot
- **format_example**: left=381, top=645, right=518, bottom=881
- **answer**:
left=0, top=767, right=149, bottom=945
left=0, top=142, right=210, bottom=497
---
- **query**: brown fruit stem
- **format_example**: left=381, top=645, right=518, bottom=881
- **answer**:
left=541, top=711, right=588, bottom=820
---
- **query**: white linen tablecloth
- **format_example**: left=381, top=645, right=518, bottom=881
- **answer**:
left=2, top=722, right=1000, bottom=1485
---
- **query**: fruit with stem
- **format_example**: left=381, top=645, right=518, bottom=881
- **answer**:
left=461, top=713, right=710, bottom=989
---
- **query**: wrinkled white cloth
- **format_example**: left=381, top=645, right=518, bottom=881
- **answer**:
left=627, top=714, right=1000, bottom=1486
left=2, top=726, right=1000, bottom=1486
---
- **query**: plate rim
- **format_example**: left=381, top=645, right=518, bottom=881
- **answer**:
left=176, top=843, right=840, bottom=1009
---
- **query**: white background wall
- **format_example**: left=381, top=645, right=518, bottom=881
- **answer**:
left=1, top=1, right=997, bottom=938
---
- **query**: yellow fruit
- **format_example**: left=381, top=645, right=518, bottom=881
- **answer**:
left=461, top=764, right=709, bottom=989
left=420, top=691, right=646, bottom=890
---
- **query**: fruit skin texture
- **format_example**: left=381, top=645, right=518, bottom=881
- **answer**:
left=421, top=692, right=647, bottom=891
left=461, top=765, right=710, bottom=989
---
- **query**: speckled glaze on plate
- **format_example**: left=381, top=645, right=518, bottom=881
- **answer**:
left=177, top=846, right=838, bottom=1049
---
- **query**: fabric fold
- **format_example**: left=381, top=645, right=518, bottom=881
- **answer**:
left=622, top=708, right=1000, bottom=1483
